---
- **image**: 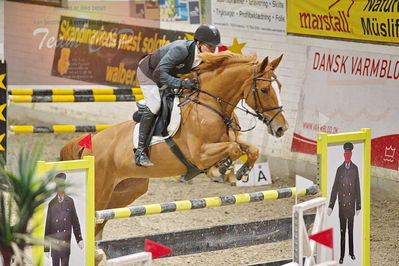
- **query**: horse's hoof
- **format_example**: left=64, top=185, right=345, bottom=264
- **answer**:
left=240, top=174, right=249, bottom=182
left=211, top=176, right=223, bottom=183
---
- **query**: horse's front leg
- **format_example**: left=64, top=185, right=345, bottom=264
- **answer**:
left=195, top=142, right=243, bottom=178
left=235, top=138, right=259, bottom=181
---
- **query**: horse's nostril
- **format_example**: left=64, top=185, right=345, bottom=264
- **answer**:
left=276, top=127, right=285, bottom=137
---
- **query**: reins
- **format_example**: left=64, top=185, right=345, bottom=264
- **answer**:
left=176, top=67, right=283, bottom=132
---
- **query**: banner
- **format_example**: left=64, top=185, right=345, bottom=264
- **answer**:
left=211, top=0, right=286, bottom=34
left=159, top=0, right=201, bottom=24
left=292, top=47, right=399, bottom=170
left=287, top=0, right=399, bottom=44
left=51, top=16, right=190, bottom=86
left=189, top=1, right=201, bottom=24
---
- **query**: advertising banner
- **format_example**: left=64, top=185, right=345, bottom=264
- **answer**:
left=51, top=16, right=189, bottom=87
left=160, top=0, right=201, bottom=23
left=211, top=0, right=286, bottom=34
left=189, top=1, right=201, bottom=24
left=292, top=46, right=399, bottom=170
left=287, top=0, right=399, bottom=44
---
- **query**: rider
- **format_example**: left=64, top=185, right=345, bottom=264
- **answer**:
left=135, top=24, right=222, bottom=167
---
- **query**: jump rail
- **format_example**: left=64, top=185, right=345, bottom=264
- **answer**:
left=8, top=88, right=142, bottom=96
left=10, top=125, right=113, bottom=133
left=9, top=94, right=143, bottom=103
left=95, top=185, right=318, bottom=224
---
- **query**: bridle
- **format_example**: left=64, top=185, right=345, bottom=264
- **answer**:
left=247, top=67, right=283, bottom=127
left=176, top=67, right=284, bottom=132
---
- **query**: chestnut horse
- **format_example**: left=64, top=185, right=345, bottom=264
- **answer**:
left=60, top=53, right=288, bottom=239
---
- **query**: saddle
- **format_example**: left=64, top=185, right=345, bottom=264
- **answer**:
left=132, top=89, right=204, bottom=180
left=133, top=88, right=175, bottom=137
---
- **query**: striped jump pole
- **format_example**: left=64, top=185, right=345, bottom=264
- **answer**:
left=95, top=185, right=318, bottom=224
left=9, top=94, right=144, bottom=103
left=10, top=125, right=113, bottom=133
left=9, top=88, right=142, bottom=96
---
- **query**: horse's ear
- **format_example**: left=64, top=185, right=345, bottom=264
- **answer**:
left=269, top=54, right=283, bottom=70
left=258, top=56, right=269, bottom=73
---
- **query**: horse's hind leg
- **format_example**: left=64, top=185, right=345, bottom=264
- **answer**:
left=108, top=178, right=149, bottom=208
left=94, top=167, right=119, bottom=240
left=95, top=178, right=149, bottom=240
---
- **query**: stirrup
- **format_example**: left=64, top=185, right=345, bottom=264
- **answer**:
left=135, top=150, right=154, bottom=167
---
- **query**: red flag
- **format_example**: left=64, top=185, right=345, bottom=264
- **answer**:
left=144, top=239, right=172, bottom=259
left=77, top=134, right=92, bottom=151
left=218, top=45, right=228, bottom=52
left=309, top=228, right=333, bottom=249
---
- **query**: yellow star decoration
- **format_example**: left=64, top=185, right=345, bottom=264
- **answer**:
left=0, top=74, right=6, bottom=90
left=228, top=38, right=246, bottom=55
left=185, top=33, right=194, bottom=40
left=0, top=134, right=5, bottom=151
left=0, top=104, right=6, bottom=121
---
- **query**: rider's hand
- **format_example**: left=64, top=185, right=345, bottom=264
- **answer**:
left=181, top=79, right=198, bottom=90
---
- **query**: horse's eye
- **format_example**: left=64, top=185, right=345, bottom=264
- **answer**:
left=261, top=88, right=268, bottom=94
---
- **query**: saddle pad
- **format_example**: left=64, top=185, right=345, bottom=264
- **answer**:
left=133, top=97, right=181, bottom=148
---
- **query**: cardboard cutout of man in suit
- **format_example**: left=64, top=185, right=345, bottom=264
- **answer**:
left=327, top=142, right=361, bottom=264
left=44, top=173, right=84, bottom=266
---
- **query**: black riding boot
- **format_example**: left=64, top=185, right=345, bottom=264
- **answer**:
left=135, top=107, right=156, bottom=167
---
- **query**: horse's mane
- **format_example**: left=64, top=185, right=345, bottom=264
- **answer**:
left=198, top=52, right=257, bottom=73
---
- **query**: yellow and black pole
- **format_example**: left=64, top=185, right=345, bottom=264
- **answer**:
left=0, top=60, right=7, bottom=163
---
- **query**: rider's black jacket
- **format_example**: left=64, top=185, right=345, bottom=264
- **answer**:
left=138, top=40, right=196, bottom=88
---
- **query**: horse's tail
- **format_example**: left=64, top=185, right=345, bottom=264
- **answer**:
left=60, top=134, right=88, bottom=161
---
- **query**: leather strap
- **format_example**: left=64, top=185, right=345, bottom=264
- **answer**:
left=164, top=138, right=204, bottom=181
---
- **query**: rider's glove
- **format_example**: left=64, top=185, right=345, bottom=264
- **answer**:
left=180, top=79, right=198, bottom=90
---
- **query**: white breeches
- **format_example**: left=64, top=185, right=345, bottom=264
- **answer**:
left=137, top=67, right=161, bottom=114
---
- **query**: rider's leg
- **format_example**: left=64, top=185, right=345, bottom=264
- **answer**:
left=135, top=67, right=161, bottom=167
left=135, top=105, right=157, bottom=167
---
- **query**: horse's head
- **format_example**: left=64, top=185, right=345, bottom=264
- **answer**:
left=243, top=54, right=288, bottom=137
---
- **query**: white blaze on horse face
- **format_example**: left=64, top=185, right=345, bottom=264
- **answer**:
left=271, top=81, right=282, bottom=107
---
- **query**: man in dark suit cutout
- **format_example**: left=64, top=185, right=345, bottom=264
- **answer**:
left=328, top=142, right=361, bottom=264
left=44, top=173, right=84, bottom=266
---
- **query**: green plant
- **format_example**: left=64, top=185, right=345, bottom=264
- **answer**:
left=0, top=143, right=65, bottom=266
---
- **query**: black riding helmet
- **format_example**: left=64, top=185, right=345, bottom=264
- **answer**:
left=194, top=24, right=222, bottom=47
